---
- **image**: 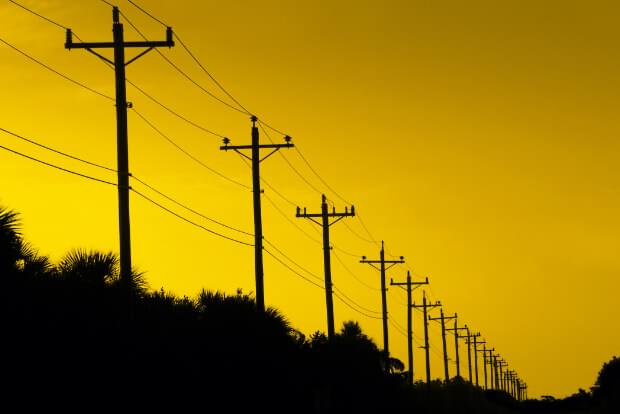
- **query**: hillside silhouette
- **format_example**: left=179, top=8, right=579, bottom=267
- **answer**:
left=1, top=205, right=617, bottom=413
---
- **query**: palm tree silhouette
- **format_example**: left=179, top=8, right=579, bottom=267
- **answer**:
left=57, top=248, right=147, bottom=295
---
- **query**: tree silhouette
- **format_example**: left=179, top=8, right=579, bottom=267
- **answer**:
left=592, top=356, right=620, bottom=411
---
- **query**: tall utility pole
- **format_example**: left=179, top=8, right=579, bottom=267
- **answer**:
left=412, top=291, right=441, bottom=385
left=360, top=241, right=404, bottom=356
left=473, top=336, right=486, bottom=387
left=390, top=272, right=428, bottom=385
left=296, top=195, right=355, bottom=339
left=429, top=309, right=456, bottom=382
left=462, top=328, right=479, bottom=383
left=65, top=7, right=174, bottom=284
left=220, top=117, right=293, bottom=312
left=445, top=317, right=467, bottom=379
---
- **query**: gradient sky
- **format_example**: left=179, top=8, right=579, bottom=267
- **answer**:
left=1, top=0, right=619, bottom=398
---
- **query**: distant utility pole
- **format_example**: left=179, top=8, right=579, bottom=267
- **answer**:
left=412, top=291, right=441, bottom=385
left=485, top=349, right=496, bottom=390
left=473, top=336, right=486, bottom=387
left=462, top=328, right=479, bottom=384
left=65, top=7, right=174, bottom=284
left=498, top=360, right=508, bottom=392
left=390, top=271, right=428, bottom=385
left=360, top=241, right=404, bottom=356
left=296, top=194, right=355, bottom=339
left=429, top=309, right=456, bottom=382
left=477, top=344, right=494, bottom=390
left=445, top=317, right=467, bottom=379
left=220, top=116, right=293, bottom=313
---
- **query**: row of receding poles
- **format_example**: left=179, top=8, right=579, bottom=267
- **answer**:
left=66, top=7, right=527, bottom=401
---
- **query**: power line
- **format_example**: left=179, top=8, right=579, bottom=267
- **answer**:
left=263, top=248, right=324, bottom=290
left=125, top=78, right=227, bottom=139
left=342, top=219, right=377, bottom=244
left=263, top=194, right=322, bottom=245
left=0, top=38, right=114, bottom=102
left=332, top=249, right=380, bottom=291
left=130, top=108, right=250, bottom=189
left=0, top=127, right=116, bottom=173
left=124, top=0, right=253, bottom=116
left=118, top=10, right=248, bottom=115
left=333, top=286, right=381, bottom=315
left=130, top=187, right=254, bottom=247
left=130, top=174, right=253, bottom=237
left=262, top=238, right=323, bottom=283
left=333, top=291, right=382, bottom=320
left=9, top=0, right=82, bottom=40
left=0, top=143, right=117, bottom=186
left=258, top=122, right=323, bottom=195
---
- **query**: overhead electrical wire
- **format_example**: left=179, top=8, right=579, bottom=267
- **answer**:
left=130, top=187, right=254, bottom=247
left=333, top=291, right=382, bottom=320
left=332, top=286, right=381, bottom=315
left=263, top=248, right=324, bottom=290
left=0, top=142, right=116, bottom=187
left=9, top=0, right=83, bottom=40
left=262, top=239, right=323, bottom=284
left=0, top=38, right=115, bottom=102
left=0, top=127, right=116, bottom=173
left=263, top=194, right=322, bottom=245
left=118, top=10, right=249, bottom=116
left=332, top=249, right=379, bottom=291
left=130, top=175, right=253, bottom=237
left=124, top=0, right=253, bottom=116
left=130, top=108, right=250, bottom=189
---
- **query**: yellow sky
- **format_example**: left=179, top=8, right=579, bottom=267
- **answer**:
left=1, top=0, right=619, bottom=398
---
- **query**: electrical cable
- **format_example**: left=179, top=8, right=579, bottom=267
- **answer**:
left=332, top=286, right=381, bottom=315
left=262, top=238, right=323, bottom=283
left=0, top=143, right=117, bottom=186
left=263, top=248, right=324, bottom=290
left=130, top=108, right=250, bottom=189
left=130, top=187, right=254, bottom=246
left=332, top=249, right=379, bottom=291
left=333, top=291, right=382, bottom=320
left=0, top=127, right=116, bottom=173
left=9, top=0, right=83, bottom=40
left=130, top=175, right=253, bottom=236
left=0, top=38, right=114, bottom=102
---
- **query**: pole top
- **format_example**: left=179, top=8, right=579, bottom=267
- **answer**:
left=250, top=115, right=258, bottom=124
left=113, top=6, right=120, bottom=23
left=322, top=194, right=327, bottom=203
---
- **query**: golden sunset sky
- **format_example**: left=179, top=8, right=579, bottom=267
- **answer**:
left=1, top=0, right=618, bottom=398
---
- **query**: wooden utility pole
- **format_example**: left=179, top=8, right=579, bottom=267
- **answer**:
left=445, top=318, right=467, bottom=379
left=412, top=291, right=441, bottom=385
left=473, top=336, right=486, bottom=387
left=477, top=343, right=493, bottom=390
left=462, top=328, right=479, bottom=383
left=429, top=309, right=456, bottom=382
left=390, top=271, right=428, bottom=385
left=360, top=241, right=404, bottom=356
left=498, top=360, right=508, bottom=392
left=65, top=7, right=174, bottom=284
left=296, top=195, right=355, bottom=339
left=220, top=117, right=293, bottom=312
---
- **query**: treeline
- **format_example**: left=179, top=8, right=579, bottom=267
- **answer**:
left=0, top=206, right=617, bottom=412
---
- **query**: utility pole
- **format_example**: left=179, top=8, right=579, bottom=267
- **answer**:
left=473, top=336, right=485, bottom=387
left=220, top=117, right=293, bottom=312
left=462, top=328, right=479, bottom=384
left=360, top=241, right=404, bottom=356
left=296, top=195, right=355, bottom=339
left=390, top=271, right=428, bottom=385
left=478, top=344, right=494, bottom=390
left=65, top=7, right=174, bottom=284
left=429, top=309, right=457, bottom=382
left=493, top=354, right=500, bottom=390
left=412, top=291, right=441, bottom=385
left=485, top=349, right=496, bottom=390
left=446, top=318, right=467, bottom=379
left=498, top=360, right=508, bottom=392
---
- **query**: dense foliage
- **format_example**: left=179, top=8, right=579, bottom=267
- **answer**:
left=0, top=206, right=616, bottom=412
